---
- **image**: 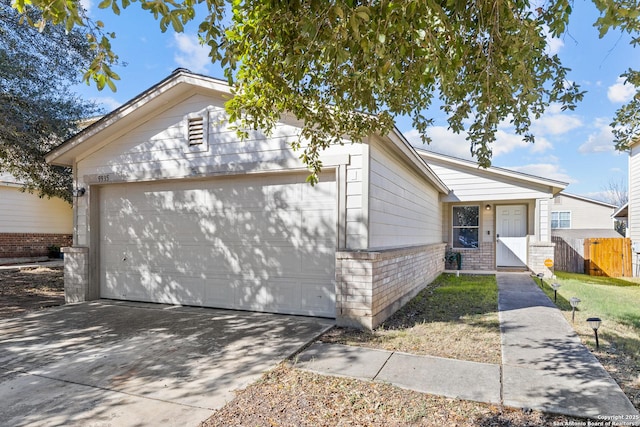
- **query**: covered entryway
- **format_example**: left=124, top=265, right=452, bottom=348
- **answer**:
left=496, top=205, right=527, bottom=268
left=99, top=172, right=337, bottom=318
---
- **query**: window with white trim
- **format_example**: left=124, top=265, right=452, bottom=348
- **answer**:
left=452, top=205, right=479, bottom=249
left=551, top=211, right=571, bottom=229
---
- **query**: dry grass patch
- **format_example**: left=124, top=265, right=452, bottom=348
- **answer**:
left=321, top=274, right=501, bottom=364
left=0, top=266, right=65, bottom=318
left=202, top=362, right=575, bottom=427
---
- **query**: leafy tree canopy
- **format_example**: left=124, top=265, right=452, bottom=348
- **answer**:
left=12, top=0, right=640, bottom=182
left=1, top=0, right=100, bottom=202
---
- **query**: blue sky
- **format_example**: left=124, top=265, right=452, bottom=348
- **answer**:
left=76, top=1, right=638, bottom=203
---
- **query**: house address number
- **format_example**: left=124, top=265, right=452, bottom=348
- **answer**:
left=97, top=174, right=111, bottom=182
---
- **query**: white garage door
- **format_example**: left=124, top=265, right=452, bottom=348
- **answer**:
left=99, top=172, right=336, bottom=317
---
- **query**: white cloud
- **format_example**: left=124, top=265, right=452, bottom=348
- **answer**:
left=531, top=112, right=582, bottom=136
left=507, top=163, right=576, bottom=184
left=546, top=36, right=564, bottom=55
left=405, top=127, right=474, bottom=160
left=80, top=0, right=92, bottom=13
left=173, top=33, right=211, bottom=74
left=405, top=123, right=551, bottom=160
left=92, top=96, right=122, bottom=112
left=578, top=120, right=615, bottom=154
left=607, top=77, right=636, bottom=103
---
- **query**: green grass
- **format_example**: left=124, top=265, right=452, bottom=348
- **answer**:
left=383, top=273, right=499, bottom=327
left=542, top=272, right=640, bottom=330
left=322, top=273, right=502, bottom=364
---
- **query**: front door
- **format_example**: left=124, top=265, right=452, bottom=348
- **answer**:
left=496, top=205, right=527, bottom=268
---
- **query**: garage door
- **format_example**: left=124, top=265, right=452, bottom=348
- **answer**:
left=99, top=172, right=336, bottom=317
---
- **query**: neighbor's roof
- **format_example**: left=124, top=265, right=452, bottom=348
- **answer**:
left=556, top=192, right=617, bottom=209
left=613, top=202, right=628, bottom=219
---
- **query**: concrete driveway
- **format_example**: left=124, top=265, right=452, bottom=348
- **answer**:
left=0, top=300, right=334, bottom=426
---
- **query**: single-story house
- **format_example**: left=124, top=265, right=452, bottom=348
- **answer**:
left=46, top=69, right=564, bottom=329
left=0, top=173, right=72, bottom=260
left=416, top=150, right=566, bottom=272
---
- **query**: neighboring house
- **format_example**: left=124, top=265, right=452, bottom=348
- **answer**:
left=0, top=173, right=72, bottom=259
left=613, top=203, right=628, bottom=237
left=550, top=192, right=619, bottom=240
left=417, top=150, right=566, bottom=272
left=627, top=138, right=640, bottom=275
left=46, top=69, right=566, bottom=329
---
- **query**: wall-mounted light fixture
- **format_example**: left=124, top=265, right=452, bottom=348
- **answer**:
left=485, top=204, right=491, bottom=211
left=72, top=187, right=86, bottom=197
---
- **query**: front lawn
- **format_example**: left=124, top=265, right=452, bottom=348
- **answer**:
left=541, top=272, right=640, bottom=410
left=321, top=274, right=502, bottom=364
left=203, top=274, right=577, bottom=426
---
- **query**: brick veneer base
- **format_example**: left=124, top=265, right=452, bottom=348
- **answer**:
left=0, top=233, right=72, bottom=258
left=336, top=243, right=446, bottom=330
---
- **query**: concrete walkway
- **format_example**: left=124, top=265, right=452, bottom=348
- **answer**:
left=296, top=272, right=639, bottom=422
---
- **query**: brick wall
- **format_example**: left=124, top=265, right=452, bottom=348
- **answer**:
left=335, top=243, right=446, bottom=330
left=61, top=247, right=94, bottom=303
left=0, top=233, right=72, bottom=258
left=447, top=242, right=494, bottom=270
left=528, top=240, right=555, bottom=277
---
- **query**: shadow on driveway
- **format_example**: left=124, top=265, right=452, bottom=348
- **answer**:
left=0, top=300, right=333, bottom=426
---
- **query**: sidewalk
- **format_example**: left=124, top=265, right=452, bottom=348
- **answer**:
left=295, top=272, right=639, bottom=422
left=0, top=259, right=63, bottom=270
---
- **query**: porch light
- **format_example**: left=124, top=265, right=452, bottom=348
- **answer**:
left=73, top=187, right=86, bottom=197
left=551, top=282, right=561, bottom=303
left=570, top=297, right=581, bottom=323
left=586, top=317, right=602, bottom=349
left=485, top=204, right=491, bottom=210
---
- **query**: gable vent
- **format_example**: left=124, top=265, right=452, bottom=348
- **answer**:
left=188, top=117, right=205, bottom=145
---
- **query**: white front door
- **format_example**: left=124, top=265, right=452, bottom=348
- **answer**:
left=496, top=205, right=527, bottom=268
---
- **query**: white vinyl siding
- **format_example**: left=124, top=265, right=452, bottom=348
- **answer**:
left=368, top=138, right=441, bottom=248
left=631, top=144, right=640, bottom=244
left=74, top=93, right=361, bottom=246
left=0, top=186, right=72, bottom=233
left=425, top=160, right=552, bottom=202
left=552, top=194, right=615, bottom=230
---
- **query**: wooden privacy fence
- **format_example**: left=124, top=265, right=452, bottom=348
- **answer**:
left=552, top=236, right=584, bottom=274
left=583, top=238, right=632, bottom=277
left=553, top=236, right=632, bottom=277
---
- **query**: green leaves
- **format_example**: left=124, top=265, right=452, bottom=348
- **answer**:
left=9, top=0, right=640, bottom=172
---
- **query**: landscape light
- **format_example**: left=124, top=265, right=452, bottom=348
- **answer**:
left=536, top=272, right=544, bottom=287
left=570, top=297, right=581, bottom=323
left=551, top=283, right=561, bottom=303
left=586, top=317, right=602, bottom=350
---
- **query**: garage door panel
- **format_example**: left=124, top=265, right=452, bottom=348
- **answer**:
left=301, top=281, right=336, bottom=315
left=100, top=173, right=336, bottom=318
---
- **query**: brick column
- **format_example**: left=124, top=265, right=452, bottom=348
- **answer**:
left=61, top=246, right=95, bottom=303
left=528, top=240, right=555, bottom=277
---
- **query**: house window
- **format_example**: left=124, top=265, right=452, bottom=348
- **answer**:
left=551, top=211, right=571, bottom=229
left=452, top=205, right=479, bottom=249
